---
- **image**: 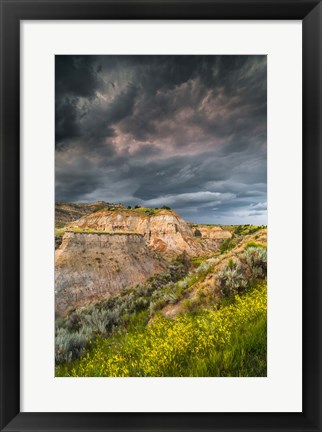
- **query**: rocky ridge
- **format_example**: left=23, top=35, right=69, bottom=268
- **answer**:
left=55, top=205, right=232, bottom=315
left=67, top=208, right=229, bottom=257
left=55, top=201, right=124, bottom=227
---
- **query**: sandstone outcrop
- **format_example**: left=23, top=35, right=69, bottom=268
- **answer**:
left=191, top=225, right=232, bottom=240
left=55, top=231, right=167, bottom=315
left=67, top=209, right=225, bottom=258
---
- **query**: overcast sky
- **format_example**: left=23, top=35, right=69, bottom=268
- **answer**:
left=55, top=55, right=267, bottom=225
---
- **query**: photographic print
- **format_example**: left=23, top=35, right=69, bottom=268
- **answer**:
left=55, top=55, right=267, bottom=377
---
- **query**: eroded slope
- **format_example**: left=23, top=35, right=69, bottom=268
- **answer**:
left=55, top=231, right=167, bottom=315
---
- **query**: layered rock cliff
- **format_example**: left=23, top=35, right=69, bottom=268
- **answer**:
left=55, top=231, right=167, bottom=315
left=67, top=208, right=222, bottom=258
left=55, top=206, right=233, bottom=315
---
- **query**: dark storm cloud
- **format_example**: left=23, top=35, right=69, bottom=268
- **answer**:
left=55, top=55, right=267, bottom=224
left=55, top=98, right=80, bottom=146
left=55, top=56, right=102, bottom=98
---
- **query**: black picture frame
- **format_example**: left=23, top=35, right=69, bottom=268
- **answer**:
left=0, top=1, right=321, bottom=431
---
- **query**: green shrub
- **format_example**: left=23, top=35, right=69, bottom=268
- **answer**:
left=217, top=261, right=248, bottom=297
left=55, top=327, right=91, bottom=364
left=191, top=257, right=205, bottom=267
left=182, top=298, right=199, bottom=313
left=196, top=288, right=205, bottom=300
left=217, top=246, right=267, bottom=298
left=220, top=237, right=234, bottom=254
left=242, top=247, right=267, bottom=279
left=174, top=251, right=191, bottom=268
left=194, top=229, right=202, bottom=237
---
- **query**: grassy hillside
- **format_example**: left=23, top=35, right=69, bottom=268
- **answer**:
left=55, top=227, right=267, bottom=377
left=56, top=282, right=266, bottom=377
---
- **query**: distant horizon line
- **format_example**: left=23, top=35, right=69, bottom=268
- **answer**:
left=55, top=200, right=267, bottom=227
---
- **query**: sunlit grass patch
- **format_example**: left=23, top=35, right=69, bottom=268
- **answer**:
left=245, top=241, right=267, bottom=249
left=55, top=228, right=66, bottom=238
left=56, top=282, right=267, bottom=377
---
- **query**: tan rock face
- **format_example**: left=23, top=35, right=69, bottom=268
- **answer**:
left=69, top=209, right=207, bottom=257
left=55, top=232, right=167, bottom=315
left=192, top=225, right=232, bottom=239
